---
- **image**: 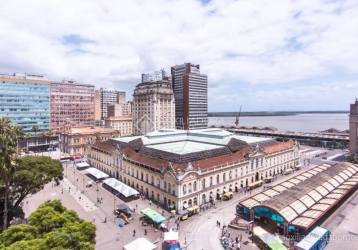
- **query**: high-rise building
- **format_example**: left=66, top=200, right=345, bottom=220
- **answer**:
left=171, top=63, right=208, bottom=130
left=104, top=115, right=132, bottom=136
left=99, top=88, right=126, bottom=119
left=50, top=79, right=95, bottom=134
left=349, top=99, right=358, bottom=154
left=94, top=90, right=101, bottom=121
left=0, top=73, right=50, bottom=133
left=132, top=80, right=175, bottom=135
left=141, top=69, right=168, bottom=83
left=107, top=101, right=132, bottom=117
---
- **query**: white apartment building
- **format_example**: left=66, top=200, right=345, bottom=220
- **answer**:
left=132, top=80, right=175, bottom=135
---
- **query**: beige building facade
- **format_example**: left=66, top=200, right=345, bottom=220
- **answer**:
left=132, top=80, right=175, bottom=135
left=60, top=126, right=120, bottom=155
left=87, top=129, right=300, bottom=211
left=104, top=115, right=133, bottom=136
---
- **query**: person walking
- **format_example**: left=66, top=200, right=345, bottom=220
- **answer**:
left=144, top=229, right=147, bottom=235
left=116, top=233, right=120, bottom=241
left=133, top=230, right=136, bottom=237
left=92, top=216, right=96, bottom=223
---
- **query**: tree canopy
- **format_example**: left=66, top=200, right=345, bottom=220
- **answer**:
left=11, top=156, right=64, bottom=208
left=0, top=200, right=96, bottom=250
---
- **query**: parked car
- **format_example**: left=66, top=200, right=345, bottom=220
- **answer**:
left=86, top=181, right=93, bottom=187
left=315, top=154, right=320, bottom=157
left=27, top=151, right=34, bottom=154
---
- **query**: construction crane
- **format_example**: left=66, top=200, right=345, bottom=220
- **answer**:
left=235, top=106, right=242, bottom=126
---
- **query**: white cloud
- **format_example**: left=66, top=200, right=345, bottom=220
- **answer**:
left=0, top=0, right=357, bottom=110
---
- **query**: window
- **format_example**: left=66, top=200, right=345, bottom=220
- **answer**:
left=246, top=166, right=248, bottom=174
left=146, top=174, right=148, bottom=182
left=194, top=181, right=197, bottom=191
left=235, top=169, right=238, bottom=178
left=183, top=185, right=187, bottom=195
left=223, top=173, right=226, bottom=182
left=151, top=176, right=154, bottom=185
left=157, top=178, right=160, bottom=187
left=172, top=184, right=175, bottom=195
left=261, top=158, right=263, bottom=166
left=251, top=160, right=254, bottom=169
left=229, top=171, right=232, bottom=180
left=216, top=175, right=220, bottom=184
left=164, top=181, right=167, bottom=190
left=168, top=184, right=171, bottom=193
left=210, top=177, right=213, bottom=186
left=256, top=159, right=259, bottom=168
left=202, top=179, right=206, bottom=188
left=241, top=168, right=243, bottom=176
left=188, top=183, right=192, bottom=193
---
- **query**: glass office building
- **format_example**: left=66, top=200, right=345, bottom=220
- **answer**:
left=0, top=74, right=50, bottom=134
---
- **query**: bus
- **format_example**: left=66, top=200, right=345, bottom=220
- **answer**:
left=60, top=156, right=71, bottom=162
left=295, top=226, right=330, bottom=250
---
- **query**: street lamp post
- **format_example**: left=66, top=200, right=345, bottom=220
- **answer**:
left=65, top=164, right=68, bottom=177
left=73, top=168, right=76, bottom=188
left=82, top=175, right=85, bottom=193
left=96, top=182, right=99, bottom=206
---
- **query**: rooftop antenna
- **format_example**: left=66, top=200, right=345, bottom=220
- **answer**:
left=235, top=106, right=242, bottom=126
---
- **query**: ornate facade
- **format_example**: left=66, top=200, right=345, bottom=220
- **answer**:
left=87, top=129, right=300, bottom=211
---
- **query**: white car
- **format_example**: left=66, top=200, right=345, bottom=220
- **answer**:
left=86, top=181, right=93, bottom=187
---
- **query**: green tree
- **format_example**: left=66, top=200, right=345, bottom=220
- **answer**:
left=10, top=156, right=63, bottom=208
left=0, top=200, right=96, bottom=249
left=95, top=134, right=101, bottom=142
left=0, top=118, right=24, bottom=230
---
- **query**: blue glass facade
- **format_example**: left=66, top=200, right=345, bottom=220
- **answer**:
left=0, top=79, right=50, bottom=133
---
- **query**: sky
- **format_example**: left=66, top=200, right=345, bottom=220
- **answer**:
left=0, top=0, right=357, bottom=112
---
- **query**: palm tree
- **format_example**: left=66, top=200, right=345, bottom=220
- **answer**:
left=0, top=118, right=24, bottom=230
left=40, top=130, right=47, bottom=155
left=31, top=125, right=39, bottom=155
left=24, top=133, right=32, bottom=152
left=47, top=129, right=53, bottom=151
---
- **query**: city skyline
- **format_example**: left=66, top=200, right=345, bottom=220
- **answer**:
left=0, top=0, right=357, bottom=111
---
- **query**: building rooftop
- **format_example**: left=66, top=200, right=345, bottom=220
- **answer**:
left=105, top=115, right=132, bottom=120
left=105, top=128, right=295, bottom=170
left=68, top=127, right=119, bottom=135
left=240, top=162, right=358, bottom=229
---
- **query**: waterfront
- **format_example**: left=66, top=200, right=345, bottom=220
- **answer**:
left=208, top=113, right=349, bottom=133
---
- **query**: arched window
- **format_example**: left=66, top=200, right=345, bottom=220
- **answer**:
left=223, top=173, right=226, bottom=182
left=188, top=199, right=192, bottom=207
left=193, top=181, right=197, bottom=191
left=151, top=176, right=154, bottom=184
left=216, top=175, right=220, bottom=184
left=183, top=185, right=187, bottom=194
left=210, top=177, right=213, bottom=186
left=157, top=178, right=160, bottom=187
left=251, top=160, right=254, bottom=169
left=188, top=183, right=192, bottom=193
left=256, top=159, right=259, bottom=168
left=131, top=168, right=134, bottom=176
left=168, top=184, right=171, bottom=193
left=235, top=169, right=238, bottom=178
left=193, top=197, right=197, bottom=205
left=172, top=184, right=175, bottom=195
left=202, top=179, right=206, bottom=189
left=164, top=181, right=167, bottom=190
left=251, top=176, right=254, bottom=183
left=229, top=171, right=232, bottom=180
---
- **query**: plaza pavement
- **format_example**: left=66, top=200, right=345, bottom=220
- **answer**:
left=22, top=149, right=319, bottom=250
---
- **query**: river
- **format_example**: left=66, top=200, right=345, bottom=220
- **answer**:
left=208, top=113, right=349, bottom=133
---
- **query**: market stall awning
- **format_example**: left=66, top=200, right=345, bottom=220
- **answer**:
left=183, top=203, right=188, bottom=208
left=76, top=162, right=90, bottom=169
left=152, top=214, right=166, bottom=223
left=224, top=192, right=233, bottom=196
left=267, top=241, right=288, bottom=250
left=85, top=167, right=109, bottom=179
left=253, top=226, right=268, bottom=236
left=123, top=237, right=157, bottom=250
left=103, top=178, right=139, bottom=198
left=164, top=229, right=178, bottom=241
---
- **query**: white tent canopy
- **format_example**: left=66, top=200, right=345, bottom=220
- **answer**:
left=164, top=229, right=178, bottom=241
left=76, top=162, right=90, bottom=168
left=103, top=178, right=139, bottom=198
left=85, top=167, right=109, bottom=180
left=123, top=237, right=157, bottom=250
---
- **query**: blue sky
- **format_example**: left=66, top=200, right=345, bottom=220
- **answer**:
left=0, top=0, right=357, bottom=112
